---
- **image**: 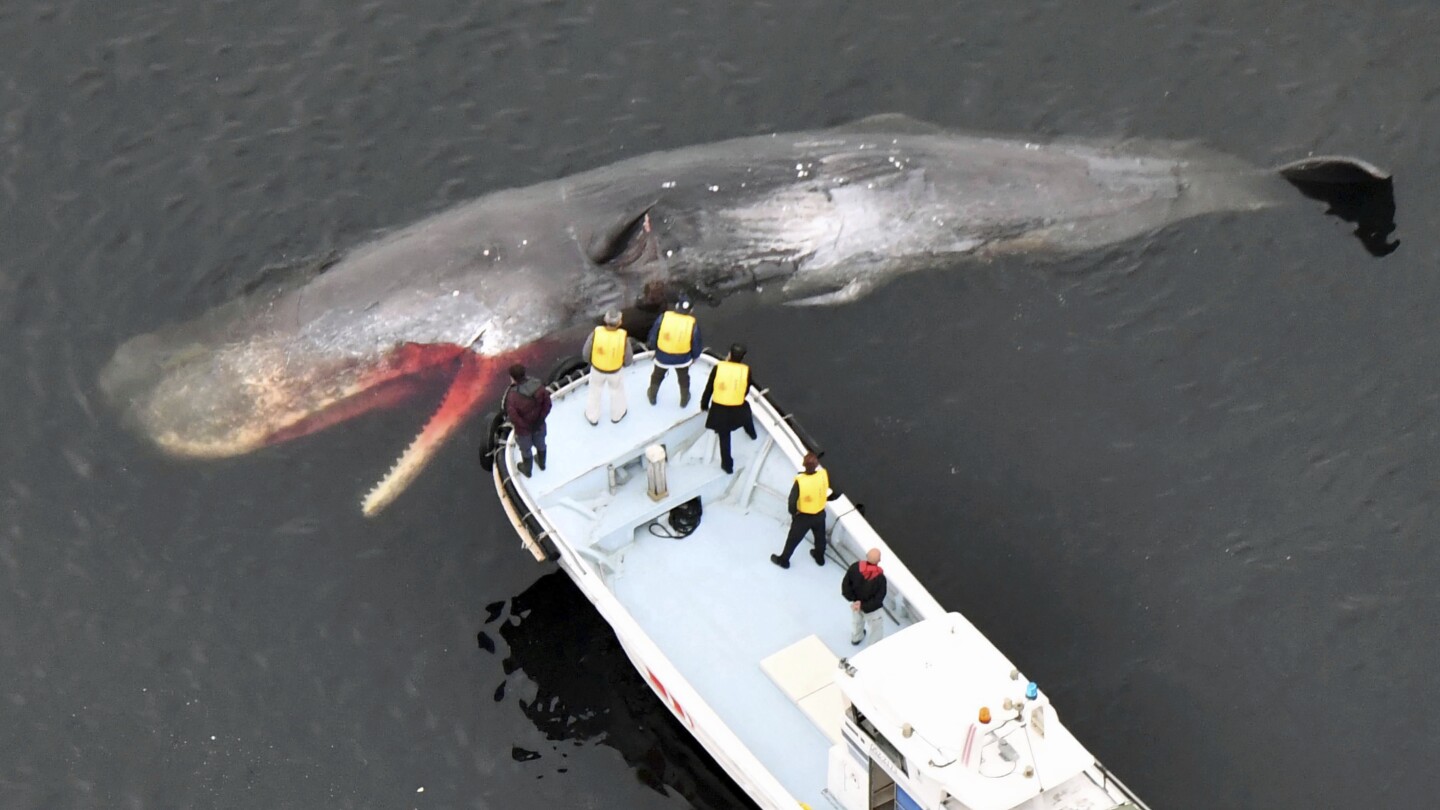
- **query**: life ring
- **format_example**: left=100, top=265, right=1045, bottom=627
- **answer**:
left=545, top=355, right=590, bottom=387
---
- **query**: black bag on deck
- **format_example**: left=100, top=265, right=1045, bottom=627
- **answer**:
left=667, top=497, right=703, bottom=538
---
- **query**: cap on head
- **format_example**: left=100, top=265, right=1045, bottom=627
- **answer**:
left=729, top=342, right=747, bottom=362
left=803, top=452, right=819, bottom=472
left=675, top=296, right=693, bottom=313
left=509, top=363, right=526, bottom=382
left=604, top=309, right=623, bottom=327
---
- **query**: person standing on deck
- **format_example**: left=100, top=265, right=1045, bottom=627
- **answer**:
left=502, top=363, right=552, bottom=478
left=646, top=296, right=702, bottom=407
left=770, top=452, right=841, bottom=568
left=582, top=309, right=633, bottom=425
left=842, top=548, right=888, bottom=646
left=699, top=343, right=757, bottom=474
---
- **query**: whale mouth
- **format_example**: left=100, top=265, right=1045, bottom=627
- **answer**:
left=101, top=334, right=513, bottom=516
left=97, top=331, right=555, bottom=513
left=357, top=348, right=500, bottom=516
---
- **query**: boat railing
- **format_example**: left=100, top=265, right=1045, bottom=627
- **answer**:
left=1090, top=761, right=1151, bottom=810
left=498, top=432, right=615, bottom=581
left=491, top=436, right=559, bottom=563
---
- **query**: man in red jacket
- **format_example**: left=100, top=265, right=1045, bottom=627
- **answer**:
left=503, top=363, right=552, bottom=478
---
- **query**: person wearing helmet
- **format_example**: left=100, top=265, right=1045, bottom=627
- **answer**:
left=581, top=309, right=633, bottom=425
left=699, top=343, right=758, bottom=474
left=646, top=296, right=703, bottom=407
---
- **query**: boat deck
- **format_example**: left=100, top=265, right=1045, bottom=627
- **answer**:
left=504, top=355, right=909, bottom=807
left=613, top=505, right=902, bottom=800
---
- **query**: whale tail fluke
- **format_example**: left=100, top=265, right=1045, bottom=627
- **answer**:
left=1276, top=156, right=1397, bottom=257
left=1276, top=156, right=1390, bottom=184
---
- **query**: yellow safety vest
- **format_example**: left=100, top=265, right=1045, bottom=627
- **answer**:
left=590, top=326, right=627, bottom=372
left=711, top=361, right=749, bottom=407
left=656, top=311, right=696, bottom=355
left=795, top=469, right=830, bottom=515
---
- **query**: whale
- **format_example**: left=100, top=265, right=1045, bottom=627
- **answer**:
left=98, top=114, right=1394, bottom=515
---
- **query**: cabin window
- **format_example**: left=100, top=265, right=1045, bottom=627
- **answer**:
left=847, top=705, right=907, bottom=774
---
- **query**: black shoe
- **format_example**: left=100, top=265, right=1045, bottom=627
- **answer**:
left=646, top=386, right=658, bottom=405
left=722, top=462, right=734, bottom=475
left=517, top=459, right=533, bottom=478
left=851, top=635, right=864, bottom=646
left=535, top=451, right=546, bottom=471
left=770, top=554, right=790, bottom=569
left=811, top=550, right=825, bottom=566
left=679, top=389, right=691, bottom=408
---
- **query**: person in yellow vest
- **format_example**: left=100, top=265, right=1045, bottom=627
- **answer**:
left=698, top=343, right=758, bottom=474
left=581, top=309, right=633, bottom=425
left=645, top=296, right=702, bottom=407
left=770, top=452, right=842, bottom=569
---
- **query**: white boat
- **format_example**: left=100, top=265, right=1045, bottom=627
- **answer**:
left=483, top=350, right=1150, bottom=810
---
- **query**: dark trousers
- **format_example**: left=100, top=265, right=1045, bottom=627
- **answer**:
left=715, top=427, right=734, bottom=472
left=516, top=424, right=546, bottom=465
left=779, top=511, right=827, bottom=562
left=649, top=364, right=690, bottom=391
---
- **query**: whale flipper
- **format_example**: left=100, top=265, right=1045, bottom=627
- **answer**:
left=784, top=277, right=880, bottom=306
left=581, top=203, right=657, bottom=265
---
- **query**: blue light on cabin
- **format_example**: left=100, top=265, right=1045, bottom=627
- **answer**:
left=1026, top=681, right=1038, bottom=700
left=897, top=785, right=923, bottom=810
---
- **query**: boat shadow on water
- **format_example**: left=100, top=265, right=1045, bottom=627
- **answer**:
left=489, top=572, right=757, bottom=809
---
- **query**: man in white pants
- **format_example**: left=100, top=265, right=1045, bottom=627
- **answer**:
left=581, top=309, right=633, bottom=425
left=842, top=548, right=888, bottom=646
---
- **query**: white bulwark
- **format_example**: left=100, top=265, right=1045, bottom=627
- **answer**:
left=488, top=350, right=1150, bottom=810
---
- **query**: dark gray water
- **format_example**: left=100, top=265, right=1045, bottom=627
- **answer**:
left=3, top=1, right=1438, bottom=808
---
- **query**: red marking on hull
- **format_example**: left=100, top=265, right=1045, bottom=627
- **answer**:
left=645, top=667, right=694, bottom=729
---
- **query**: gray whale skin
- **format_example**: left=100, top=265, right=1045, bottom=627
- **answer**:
left=98, top=114, right=1393, bottom=515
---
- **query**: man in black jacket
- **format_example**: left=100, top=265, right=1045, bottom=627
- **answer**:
left=842, top=548, right=888, bottom=646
